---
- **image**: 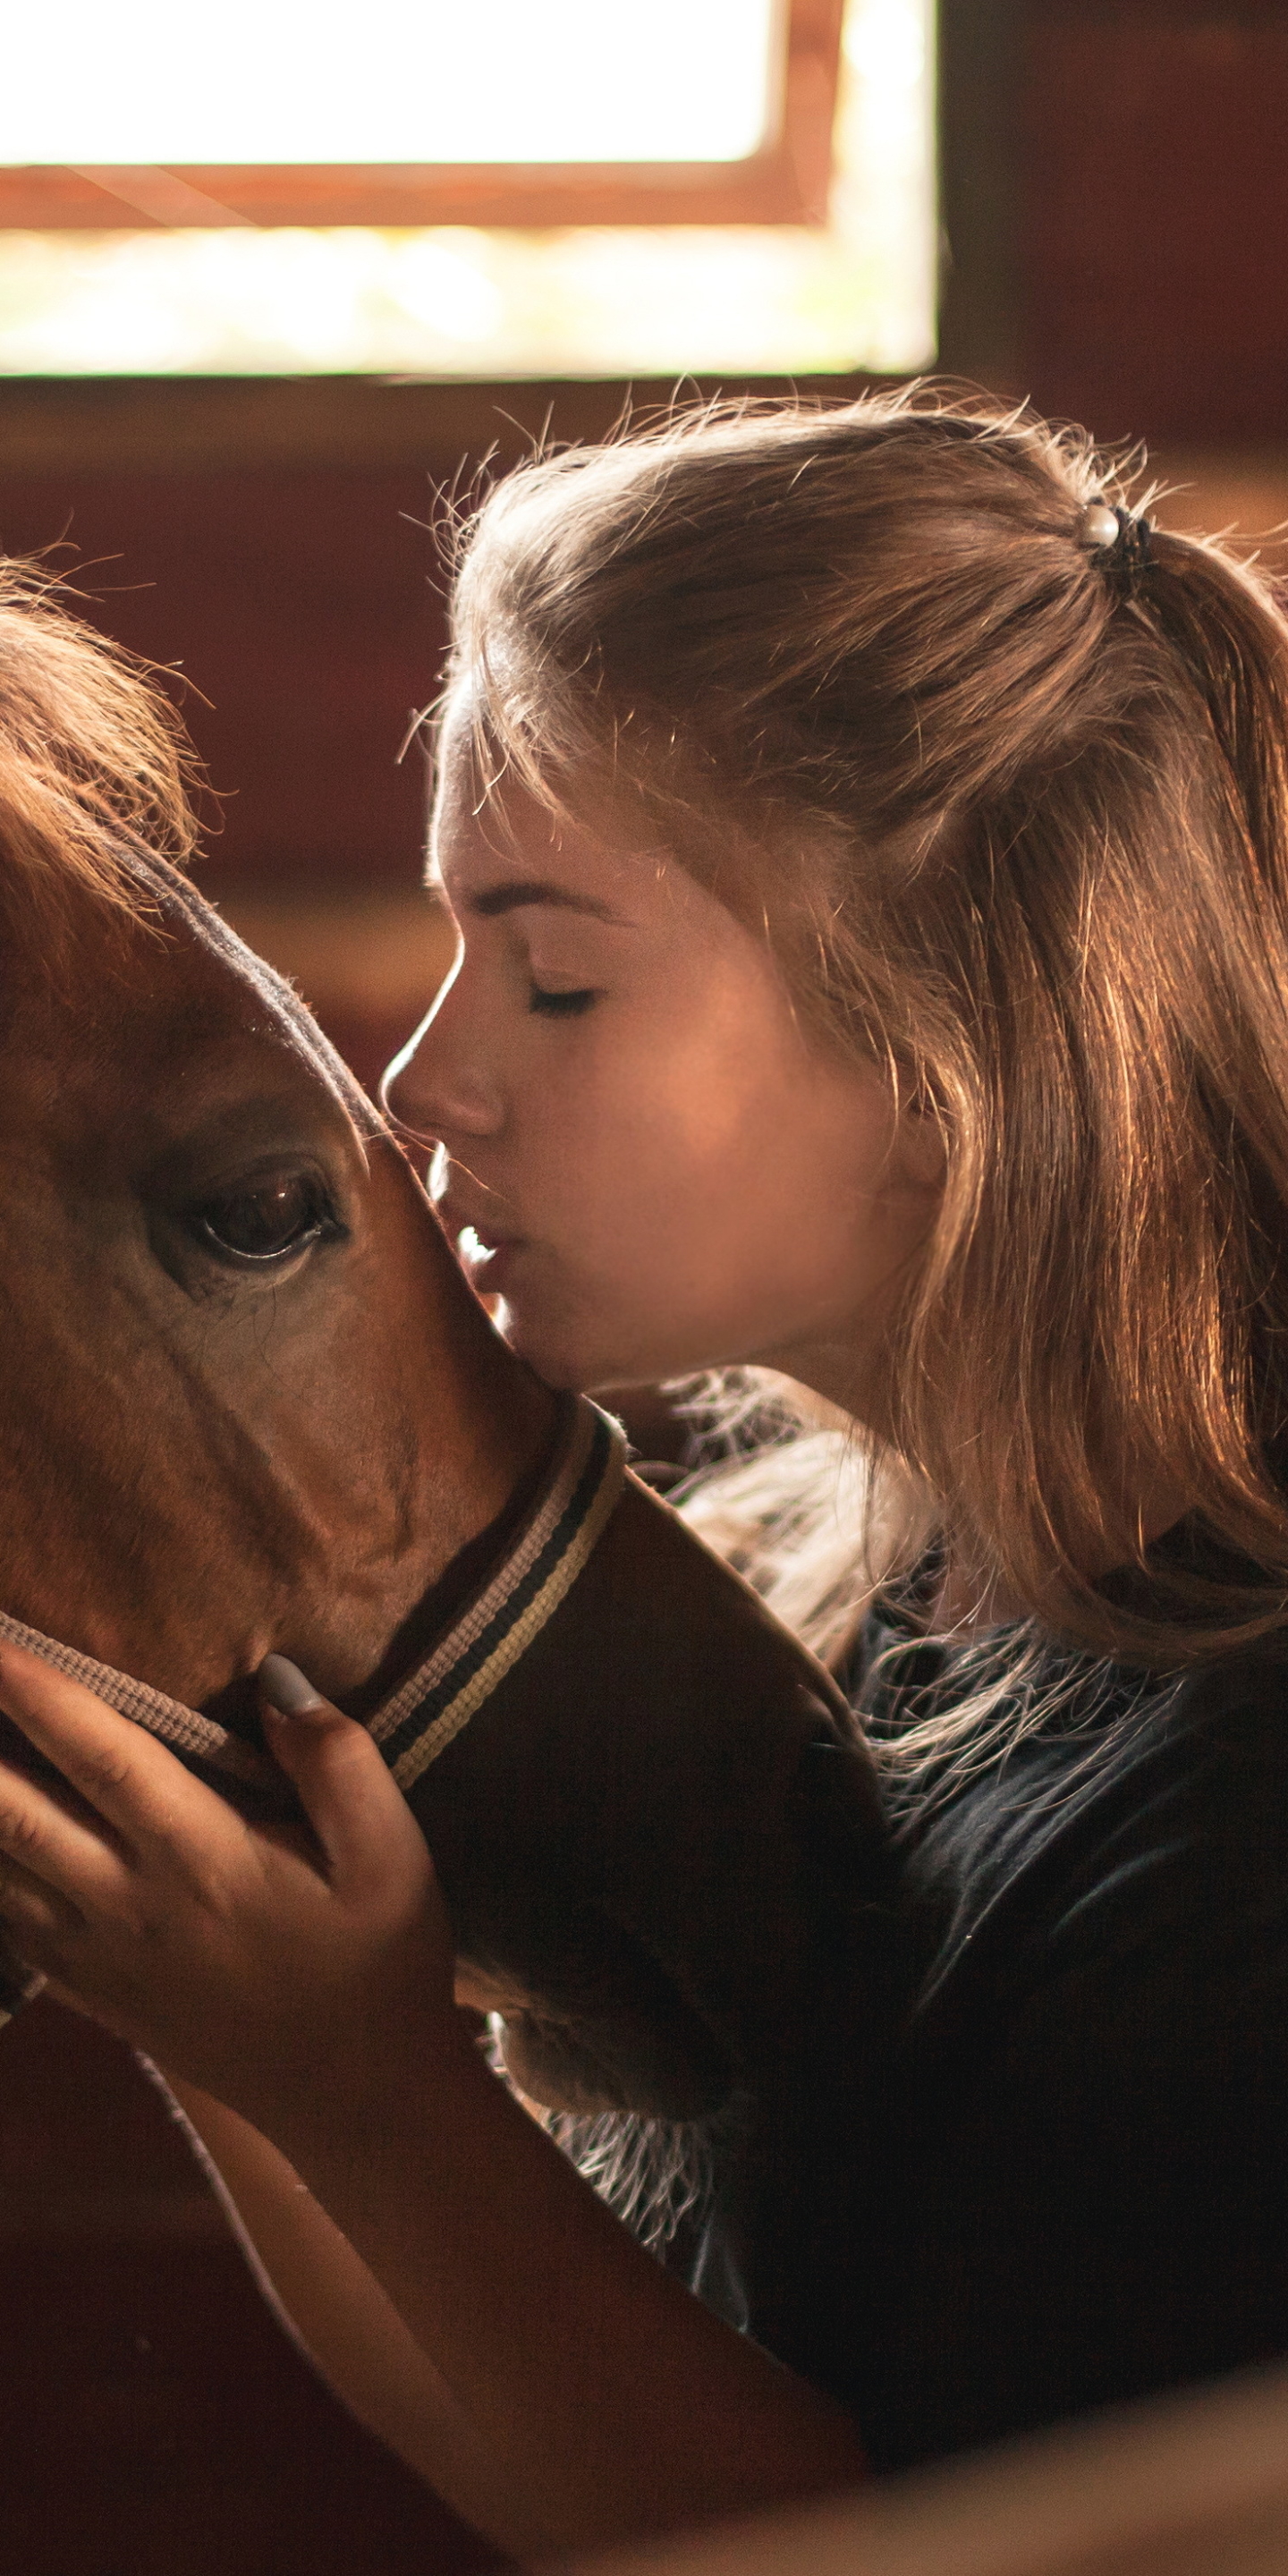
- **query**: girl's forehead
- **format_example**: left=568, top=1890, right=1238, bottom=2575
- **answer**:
left=431, top=751, right=677, bottom=925
left=429, top=682, right=742, bottom=938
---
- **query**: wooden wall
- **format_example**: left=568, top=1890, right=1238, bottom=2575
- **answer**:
left=1020, top=1, right=1288, bottom=444
left=942, top=0, right=1288, bottom=445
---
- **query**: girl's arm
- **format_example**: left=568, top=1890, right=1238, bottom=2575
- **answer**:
left=164, top=2054, right=860, bottom=2560
left=0, top=1642, right=865, bottom=2562
left=154, top=2074, right=518, bottom=2539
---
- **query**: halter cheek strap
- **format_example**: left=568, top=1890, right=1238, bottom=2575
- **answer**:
left=0, top=1394, right=629, bottom=2019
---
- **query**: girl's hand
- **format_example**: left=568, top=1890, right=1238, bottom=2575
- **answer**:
left=0, top=1640, right=456, bottom=2132
left=0, top=1671, right=869, bottom=2558
left=0, top=1648, right=876, bottom=2555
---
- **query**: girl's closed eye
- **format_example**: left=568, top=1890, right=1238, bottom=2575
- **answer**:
left=528, top=980, right=598, bottom=1018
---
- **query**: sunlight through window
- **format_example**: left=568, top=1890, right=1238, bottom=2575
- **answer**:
left=1, top=0, right=780, bottom=166
left=0, top=0, right=935, bottom=377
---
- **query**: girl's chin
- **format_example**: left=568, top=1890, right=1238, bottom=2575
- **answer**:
left=493, top=1269, right=703, bottom=1393
left=499, top=1308, right=647, bottom=1396
left=493, top=1304, right=590, bottom=1392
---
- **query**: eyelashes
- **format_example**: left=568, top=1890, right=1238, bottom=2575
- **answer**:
left=528, top=982, right=598, bottom=1019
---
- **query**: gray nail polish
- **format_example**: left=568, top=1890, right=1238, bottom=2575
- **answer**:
left=258, top=1653, right=327, bottom=1716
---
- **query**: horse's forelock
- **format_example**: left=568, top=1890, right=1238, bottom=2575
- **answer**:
left=0, top=562, right=198, bottom=914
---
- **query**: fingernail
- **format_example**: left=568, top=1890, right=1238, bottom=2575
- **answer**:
left=258, top=1654, right=328, bottom=1716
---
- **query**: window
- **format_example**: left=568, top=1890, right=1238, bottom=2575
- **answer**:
left=0, top=0, right=935, bottom=375
left=3, top=0, right=829, bottom=226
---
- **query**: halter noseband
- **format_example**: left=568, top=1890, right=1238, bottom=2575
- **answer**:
left=0, top=1394, right=628, bottom=2020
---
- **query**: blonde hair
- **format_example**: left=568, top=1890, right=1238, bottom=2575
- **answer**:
left=447, top=386, right=1288, bottom=1709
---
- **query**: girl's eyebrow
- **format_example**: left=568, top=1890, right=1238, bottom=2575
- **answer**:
left=462, top=879, right=631, bottom=925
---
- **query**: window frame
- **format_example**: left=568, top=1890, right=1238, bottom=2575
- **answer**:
left=0, top=0, right=843, bottom=232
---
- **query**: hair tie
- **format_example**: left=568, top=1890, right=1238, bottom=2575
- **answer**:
left=1080, top=498, right=1155, bottom=596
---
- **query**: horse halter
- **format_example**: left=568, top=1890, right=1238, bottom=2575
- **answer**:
left=0, top=1393, right=629, bottom=2021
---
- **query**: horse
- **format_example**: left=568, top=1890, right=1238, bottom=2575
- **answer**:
left=0, top=834, right=888, bottom=2192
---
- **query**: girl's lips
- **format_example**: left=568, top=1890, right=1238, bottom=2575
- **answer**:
left=436, top=1192, right=512, bottom=1250
left=441, top=1207, right=525, bottom=1294
left=472, top=1238, right=521, bottom=1295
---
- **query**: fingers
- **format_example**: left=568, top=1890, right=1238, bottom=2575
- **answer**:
left=258, top=1657, right=430, bottom=1909
left=0, top=1637, right=436, bottom=1989
left=0, top=1639, right=234, bottom=1855
left=0, top=1844, right=84, bottom=1962
left=0, top=1844, right=80, bottom=1932
left=0, top=1751, right=128, bottom=1916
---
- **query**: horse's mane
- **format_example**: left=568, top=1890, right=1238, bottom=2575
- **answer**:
left=0, top=555, right=386, bottom=1138
left=0, top=555, right=197, bottom=931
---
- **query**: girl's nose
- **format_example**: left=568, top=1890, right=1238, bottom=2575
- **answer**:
left=381, top=991, right=504, bottom=1140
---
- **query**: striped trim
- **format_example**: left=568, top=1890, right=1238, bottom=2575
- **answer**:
left=375, top=1398, right=627, bottom=1792
left=0, top=1395, right=627, bottom=1810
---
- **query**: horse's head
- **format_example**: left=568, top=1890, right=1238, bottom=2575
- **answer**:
left=0, top=857, right=555, bottom=1719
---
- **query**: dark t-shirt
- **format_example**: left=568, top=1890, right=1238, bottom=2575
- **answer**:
left=687, top=1613, right=1288, bottom=2474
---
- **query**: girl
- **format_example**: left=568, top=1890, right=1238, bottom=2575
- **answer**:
left=1, top=386, right=1287, bottom=2558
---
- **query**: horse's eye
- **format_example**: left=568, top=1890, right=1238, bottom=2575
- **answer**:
left=195, top=1174, right=332, bottom=1264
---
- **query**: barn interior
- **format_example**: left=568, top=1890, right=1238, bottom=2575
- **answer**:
left=0, top=4, right=1285, bottom=2567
